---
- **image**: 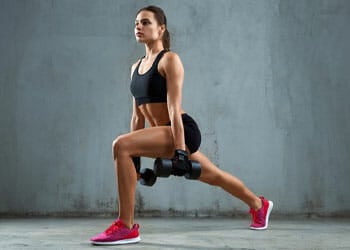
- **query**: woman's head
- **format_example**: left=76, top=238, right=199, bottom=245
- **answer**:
left=135, top=6, right=170, bottom=50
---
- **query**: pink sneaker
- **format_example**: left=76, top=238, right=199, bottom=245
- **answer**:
left=249, top=196, right=273, bottom=230
left=90, top=219, right=141, bottom=245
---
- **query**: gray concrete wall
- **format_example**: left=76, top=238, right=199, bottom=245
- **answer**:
left=1, top=0, right=349, bottom=216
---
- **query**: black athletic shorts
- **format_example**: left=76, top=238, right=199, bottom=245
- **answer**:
left=167, top=113, right=201, bottom=154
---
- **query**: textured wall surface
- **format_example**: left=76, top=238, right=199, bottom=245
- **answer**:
left=1, top=0, right=349, bottom=216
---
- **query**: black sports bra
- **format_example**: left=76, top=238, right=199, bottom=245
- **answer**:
left=130, top=50, right=167, bottom=106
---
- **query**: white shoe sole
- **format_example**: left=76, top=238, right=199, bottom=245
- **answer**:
left=250, top=200, right=274, bottom=230
left=91, top=236, right=141, bottom=245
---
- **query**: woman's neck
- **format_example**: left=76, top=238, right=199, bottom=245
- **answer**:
left=144, top=42, right=164, bottom=60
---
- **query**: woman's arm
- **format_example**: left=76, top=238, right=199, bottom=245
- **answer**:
left=130, top=97, right=145, bottom=131
left=163, top=52, right=186, bottom=151
left=130, top=61, right=145, bottom=132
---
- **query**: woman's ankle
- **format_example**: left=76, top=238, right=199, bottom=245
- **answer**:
left=251, top=197, right=262, bottom=211
left=118, top=217, right=134, bottom=229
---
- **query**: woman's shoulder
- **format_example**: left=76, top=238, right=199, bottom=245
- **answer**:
left=163, top=50, right=181, bottom=61
left=130, top=58, right=142, bottom=79
left=161, top=50, right=183, bottom=67
left=131, top=58, right=142, bottom=71
left=159, top=50, right=184, bottom=76
left=131, top=58, right=141, bottom=68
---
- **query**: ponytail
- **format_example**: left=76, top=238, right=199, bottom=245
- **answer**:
left=163, top=29, right=170, bottom=51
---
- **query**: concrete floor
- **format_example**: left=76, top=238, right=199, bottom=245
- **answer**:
left=0, top=217, right=349, bottom=249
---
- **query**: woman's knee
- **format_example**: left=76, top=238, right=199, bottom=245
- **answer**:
left=112, top=134, right=131, bottom=159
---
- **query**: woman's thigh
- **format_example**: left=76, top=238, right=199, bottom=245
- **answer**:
left=115, top=126, right=175, bottom=159
left=189, top=151, right=222, bottom=184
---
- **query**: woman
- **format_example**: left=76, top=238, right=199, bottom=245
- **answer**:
left=90, top=5, right=273, bottom=245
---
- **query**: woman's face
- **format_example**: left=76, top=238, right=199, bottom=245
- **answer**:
left=134, top=10, right=164, bottom=44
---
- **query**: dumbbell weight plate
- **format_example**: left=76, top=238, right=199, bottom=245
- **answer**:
left=153, top=158, right=172, bottom=177
left=139, top=168, right=157, bottom=186
left=184, top=160, right=201, bottom=180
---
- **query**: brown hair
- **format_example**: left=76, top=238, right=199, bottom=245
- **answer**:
left=137, top=6, right=170, bottom=51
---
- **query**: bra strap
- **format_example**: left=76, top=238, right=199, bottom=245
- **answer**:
left=153, top=50, right=167, bottom=65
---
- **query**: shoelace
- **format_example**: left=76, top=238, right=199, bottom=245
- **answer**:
left=105, top=220, right=123, bottom=235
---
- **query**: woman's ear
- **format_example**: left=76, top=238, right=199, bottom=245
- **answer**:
left=159, top=24, right=166, bottom=36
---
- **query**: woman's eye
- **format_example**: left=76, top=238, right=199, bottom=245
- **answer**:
left=135, top=20, right=151, bottom=26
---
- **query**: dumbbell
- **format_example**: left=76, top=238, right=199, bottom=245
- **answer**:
left=154, top=149, right=201, bottom=179
left=153, top=157, right=201, bottom=180
left=137, top=150, right=201, bottom=186
left=133, top=157, right=157, bottom=186
left=139, top=168, right=157, bottom=186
